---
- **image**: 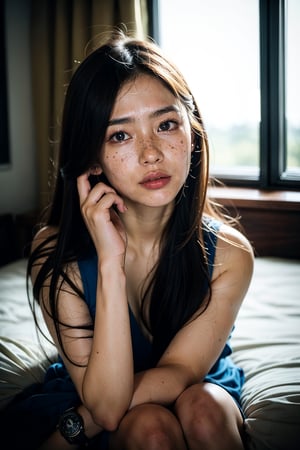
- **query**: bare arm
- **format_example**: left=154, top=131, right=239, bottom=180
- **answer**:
left=63, top=175, right=134, bottom=430
left=128, top=224, right=254, bottom=409
left=32, top=175, right=134, bottom=435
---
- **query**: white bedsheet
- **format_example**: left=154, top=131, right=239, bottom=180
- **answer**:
left=0, top=257, right=300, bottom=449
left=231, top=257, right=300, bottom=449
left=0, top=259, right=56, bottom=410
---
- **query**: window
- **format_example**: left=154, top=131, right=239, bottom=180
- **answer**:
left=156, top=0, right=300, bottom=189
left=286, top=0, right=300, bottom=177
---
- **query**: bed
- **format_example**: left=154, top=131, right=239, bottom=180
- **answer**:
left=0, top=257, right=300, bottom=449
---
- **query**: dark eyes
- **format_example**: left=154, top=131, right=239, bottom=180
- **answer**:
left=108, top=120, right=179, bottom=143
left=158, top=120, right=178, bottom=132
left=109, top=131, right=130, bottom=143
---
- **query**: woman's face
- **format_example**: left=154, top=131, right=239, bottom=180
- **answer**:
left=99, top=74, right=193, bottom=209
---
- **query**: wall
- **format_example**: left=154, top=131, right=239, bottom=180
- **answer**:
left=0, top=0, right=37, bottom=215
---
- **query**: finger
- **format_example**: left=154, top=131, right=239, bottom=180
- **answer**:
left=77, top=173, right=91, bottom=205
left=88, top=183, right=116, bottom=205
left=115, top=198, right=128, bottom=213
left=95, top=191, right=127, bottom=213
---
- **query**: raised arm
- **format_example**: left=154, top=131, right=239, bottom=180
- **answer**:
left=32, top=175, right=134, bottom=434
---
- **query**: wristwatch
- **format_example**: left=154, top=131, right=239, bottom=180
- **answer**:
left=58, top=407, right=89, bottom=446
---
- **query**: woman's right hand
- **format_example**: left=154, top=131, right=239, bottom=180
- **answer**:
left=77, top=172, right=128, bottom=262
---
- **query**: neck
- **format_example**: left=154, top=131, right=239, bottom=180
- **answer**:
left=121, top=202, right=174, bottom=256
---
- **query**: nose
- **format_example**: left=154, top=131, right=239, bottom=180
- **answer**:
left=139, top=138, right=163, bottom=165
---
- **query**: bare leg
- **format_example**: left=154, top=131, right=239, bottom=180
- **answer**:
left=174, top=382, right=245, bottom=450
left=109, top=403, right=187, bottom=450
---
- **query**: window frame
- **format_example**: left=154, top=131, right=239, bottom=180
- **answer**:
left=152, top=0, right=300, bottom=190
left=0, top=0, right=10, bottom=167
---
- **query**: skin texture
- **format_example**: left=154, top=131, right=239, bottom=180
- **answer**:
left=99, top=75, right=193, bottom=209
left=34, top=74, right=254, bottom=450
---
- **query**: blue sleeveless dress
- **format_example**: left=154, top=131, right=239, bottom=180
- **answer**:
left=1, top=219, right=244, bottom=449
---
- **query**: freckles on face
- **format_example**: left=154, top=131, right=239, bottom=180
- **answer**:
left=99, top=74, right=193, bottom=200
left=102, top=148, right=134, bottom=187
left=176, top=139, right=191, bottom=171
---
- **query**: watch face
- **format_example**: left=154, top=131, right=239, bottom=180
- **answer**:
left=60, top=411, right=83, bottom=438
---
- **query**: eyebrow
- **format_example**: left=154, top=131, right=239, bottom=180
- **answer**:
left=107, top=105, right=181, bottom=127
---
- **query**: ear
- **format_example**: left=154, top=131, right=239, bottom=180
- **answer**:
left=89, top=164, right=103, bottom=176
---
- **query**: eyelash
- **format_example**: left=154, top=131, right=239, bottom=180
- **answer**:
left=108, top=131, right=130, bottom=143
left=158, top=119, right=179, bottom=132
left=107, top=118, right=180, bottom=143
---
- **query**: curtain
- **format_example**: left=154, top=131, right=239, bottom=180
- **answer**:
left=30, top=0, right=149, bottom=209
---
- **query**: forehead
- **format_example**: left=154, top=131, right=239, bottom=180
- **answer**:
left=111, top=74, right=183, bottom=116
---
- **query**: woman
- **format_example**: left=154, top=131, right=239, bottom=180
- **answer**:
left=4, top=33, right=253, bottom=449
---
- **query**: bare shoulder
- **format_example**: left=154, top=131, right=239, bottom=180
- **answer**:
left=30, top=225, right=58, bottom=284
left=212, top=223, right=254, bottom=285
left=31, top=225, right=58, bottom=252
left=30, top=225, right=82, bottom=298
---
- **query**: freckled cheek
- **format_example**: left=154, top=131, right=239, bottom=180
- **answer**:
left=168, top=140, right=190, bottom=162
left=102, top=151, right=135, bottom=181
left=176, top=141, right=192, bottom=175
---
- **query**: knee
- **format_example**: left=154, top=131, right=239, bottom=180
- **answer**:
left=130, top=418, right=176, bottom=450
left=175, top=384, right=226, bottom=444
left=111, top=404, right=185, bottom=450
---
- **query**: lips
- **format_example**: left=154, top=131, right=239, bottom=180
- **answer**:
left=139, top=171, right=171, bottom=190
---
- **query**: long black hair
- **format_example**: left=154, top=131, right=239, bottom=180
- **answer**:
left=28, top=32, right=220, bottom=364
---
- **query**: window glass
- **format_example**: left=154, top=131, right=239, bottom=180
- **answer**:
left=285, top=0, right=300, bottom=176
left=158, top=0, right=260, bottom=178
